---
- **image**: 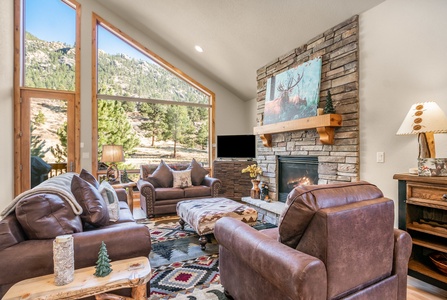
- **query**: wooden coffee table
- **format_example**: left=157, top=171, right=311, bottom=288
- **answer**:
left=3, top=256, right=151, bottom=300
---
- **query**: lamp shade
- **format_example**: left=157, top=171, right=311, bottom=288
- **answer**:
left=101, top=145, right=125, bottom=163
left=396, top=102, right=447, bottom=135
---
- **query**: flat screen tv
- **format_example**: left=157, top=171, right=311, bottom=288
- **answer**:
left=217, top=135, right=256, bottom=159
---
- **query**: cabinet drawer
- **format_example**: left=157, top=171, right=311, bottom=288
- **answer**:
left=407, top=183, right=447, bottom=208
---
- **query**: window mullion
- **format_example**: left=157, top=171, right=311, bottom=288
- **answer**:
left=96, top=94, right=211, bottom=108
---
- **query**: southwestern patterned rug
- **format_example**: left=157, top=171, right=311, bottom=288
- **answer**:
left=138, top=217, right=219, bottom=268
left=141, top=216, right=275, bottom=299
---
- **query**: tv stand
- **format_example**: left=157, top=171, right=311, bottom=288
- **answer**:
left=217, top=158, right=254, bottom=162
left=213, top=160, right=254, bottom=200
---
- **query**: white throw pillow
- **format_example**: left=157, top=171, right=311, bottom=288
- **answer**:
left=172, top=170, right=192, bottom=188
left=99, top=181, right=120, bottom=222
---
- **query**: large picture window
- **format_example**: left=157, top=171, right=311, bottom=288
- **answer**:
left=24, top=0, right=76, bottom=90
left=93, top=16, right=214, bottom=178
left=14, top=0, right=80, bottom=195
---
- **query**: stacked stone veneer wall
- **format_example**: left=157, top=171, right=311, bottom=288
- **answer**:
left=256, top=16, right=360, bottom=201
left=213, top=160, right=254, bottom=200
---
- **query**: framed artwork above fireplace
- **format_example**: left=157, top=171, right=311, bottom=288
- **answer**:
left=263, top=57, right=322, bottom=125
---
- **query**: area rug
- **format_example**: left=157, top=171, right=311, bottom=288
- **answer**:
left=149, top=254, right=221, bottom=300
left=150, top=235, right=219, bottom=268
left=145, top=215, right=276, bottom=299
left=138, top=217, right=198, bottom=243
left=138, top=216, right=276, bottom=244
left=152, top=282, right=228, bottom=300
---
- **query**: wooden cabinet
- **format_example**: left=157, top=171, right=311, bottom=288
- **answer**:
left=213, top=160, right=254, bottom=200
left=394, top=173, right=447, bottom=290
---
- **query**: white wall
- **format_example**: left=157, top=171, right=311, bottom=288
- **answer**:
left=246, top=98, right=258, bottom=131
left=359, top=0, right=447, bottom=218
left=0, top=0, right=14, bottom=211
left=0, top=0, right=249, bottom=210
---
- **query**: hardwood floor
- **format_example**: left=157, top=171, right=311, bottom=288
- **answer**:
left=132, top=203, right=447, bottom=299
left=407, top=277, right=447, bottom=300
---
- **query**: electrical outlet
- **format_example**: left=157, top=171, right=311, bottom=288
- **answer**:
left=376, top=152, right=385, bottom=163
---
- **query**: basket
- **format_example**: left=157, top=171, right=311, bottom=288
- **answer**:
left=429, top=252, right=447, bottom=275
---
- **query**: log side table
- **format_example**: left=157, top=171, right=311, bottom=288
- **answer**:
left=112, top=182, right=137, bottom=213
left=3, top=256, right=151, bottom=300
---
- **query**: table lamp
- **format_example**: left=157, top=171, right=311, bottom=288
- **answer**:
left=100, top=145, right=125, bottom=182
left=396, top=102, right=447, bottom=158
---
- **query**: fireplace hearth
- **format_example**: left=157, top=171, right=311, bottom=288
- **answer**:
left=278, top=156, right=318, bottom=202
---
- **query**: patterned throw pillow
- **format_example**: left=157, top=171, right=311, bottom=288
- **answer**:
left=98, top=181, right=120, bottom=222
left=172, top=170, right=192, bottom=188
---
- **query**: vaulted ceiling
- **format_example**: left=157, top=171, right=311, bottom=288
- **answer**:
left=96, top=0, right=385, bottom=101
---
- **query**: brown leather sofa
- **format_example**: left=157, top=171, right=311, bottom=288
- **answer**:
left=215, top=181, right=412, bottom=300
left=137, top=159, right=221, bottom=217
left=0, top=171, right=151, bottom=298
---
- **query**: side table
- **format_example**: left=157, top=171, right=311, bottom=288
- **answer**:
left=112, top=182, right=137, bottom=213
left=3, top=256, right=151, bottom=300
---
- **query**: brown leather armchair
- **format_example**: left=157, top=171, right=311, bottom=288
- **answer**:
left=215, top=181, right=412, bottom=300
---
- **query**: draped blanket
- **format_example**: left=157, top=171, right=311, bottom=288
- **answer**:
left=0, top=172, right=83, bottom=221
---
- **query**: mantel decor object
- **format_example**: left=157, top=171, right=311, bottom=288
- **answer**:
left=101, top=145, right=125, bottom=183
left=418, top=158, right=447, bottom=177
left=241, top=164, right=263, bottom=199
left=53, top=234, right=74, bottom=286
left=260, top=181, right=270, bottom=201
left=250, top=179, right=261, bottom=199
left=323, top=90, right=336, bottom=114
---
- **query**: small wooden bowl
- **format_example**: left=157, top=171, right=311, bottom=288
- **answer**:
left=429, top=252, right=447, bottom=275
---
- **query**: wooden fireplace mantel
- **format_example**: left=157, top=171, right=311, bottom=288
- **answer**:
left=253, top=114, right=342, bottom=147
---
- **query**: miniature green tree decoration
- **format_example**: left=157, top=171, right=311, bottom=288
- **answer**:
left=94, top=241, right=113, bottom=277
left=121, top=169, right=129, bottom=183
left=323, top=90, right=336, bottom=114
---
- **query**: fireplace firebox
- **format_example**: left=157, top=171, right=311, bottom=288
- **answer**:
left=278, top=156, right=318, bottom=202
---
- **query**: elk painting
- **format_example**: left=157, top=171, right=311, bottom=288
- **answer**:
left=263, top=57, right=322, bottom=125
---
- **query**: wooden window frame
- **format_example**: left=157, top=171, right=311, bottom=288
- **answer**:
left=13, top=0, right=81, bottom=195
left=91, top=13, right=216, bottom=177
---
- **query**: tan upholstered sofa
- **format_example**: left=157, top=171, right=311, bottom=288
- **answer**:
left=215, top=181, right=412, bottom=300
left=0, top=170, right=151, bottom=298
left=137, top=159, right=221, bottom=217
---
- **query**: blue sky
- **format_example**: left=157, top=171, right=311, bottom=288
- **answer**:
left=26, top=0, right=149, bottom=61
left=98, top=26, right=149, bottom=61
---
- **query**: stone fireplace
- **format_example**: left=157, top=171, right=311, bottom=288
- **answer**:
left=255, top=15, right=360, bottom=201
left=278, top=156, right=318, bottom=202
left=242, top=16, right=360, bottom=223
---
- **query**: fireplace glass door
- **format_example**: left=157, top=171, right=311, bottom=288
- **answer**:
left=278, top=156, right=318, bottom=202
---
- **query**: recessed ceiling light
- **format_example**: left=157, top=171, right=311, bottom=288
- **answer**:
left=195, top=45, right=204, bottom=53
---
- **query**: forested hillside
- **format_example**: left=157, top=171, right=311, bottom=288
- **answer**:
left=26, top=32, right=209, bottom=167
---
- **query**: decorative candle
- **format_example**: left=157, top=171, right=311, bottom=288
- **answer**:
left=53, top=234, right=74, bottom=286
